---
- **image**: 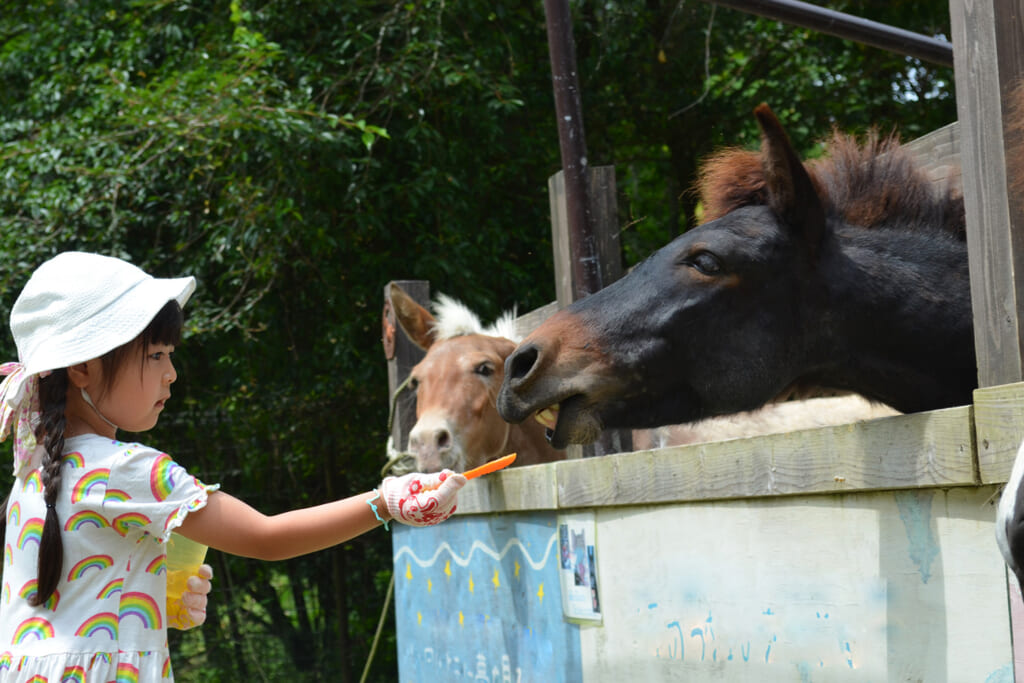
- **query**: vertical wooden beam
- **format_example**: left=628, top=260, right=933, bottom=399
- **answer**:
left=549, top=167, right=624, bottom=309
left=949, top=0, right=1024, bottom=674
left=382, top=280, right=429, bottom=453
left=949, top=0, right=1024, bottom=388
left=544, top=0, right=603, bottom=299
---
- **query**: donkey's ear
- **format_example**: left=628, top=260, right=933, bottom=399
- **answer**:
left=389, top=282, right=437, bottom=350
left=754, top=104, right=826, bottom=257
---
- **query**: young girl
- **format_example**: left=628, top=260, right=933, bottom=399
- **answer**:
left=0, top=252, right=466, bottom=682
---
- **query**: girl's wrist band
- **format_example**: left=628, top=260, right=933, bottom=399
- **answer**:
left=367, top=489, right=389, bottom=531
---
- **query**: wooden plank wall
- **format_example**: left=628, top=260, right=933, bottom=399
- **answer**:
left=949, top=0, right=1024, bottom=387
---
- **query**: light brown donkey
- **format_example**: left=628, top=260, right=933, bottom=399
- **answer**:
left=389, top=282, right=565, bottom=473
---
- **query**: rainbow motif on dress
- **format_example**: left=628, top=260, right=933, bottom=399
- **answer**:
left=7, top=501, right=19, bottom=526
left=118, top=591, right=163, bottom=629
left=21, top=470, right=42, bottom=493
left=17, top=580, right=60, bottom=611
left=96, top=578, right=124, bottom=600
left=17, top=518, right=44, bottom=550
left=186, top=483, right=209, bottom=510
left=112, top=511, right=151, bottom=537
left=71, top=468, right=110, bottom=503
left=0, top=651, right=11, bottom=672
left=89, top=652, right=112, bottom=668
left=116, top=662, right=140, bottom=683
left=12, top=617, right=55, bottom=643
left=162, top=656, right=172, bottom=678
left=63, top=451, right=85, bottom=469
left=2, top=582, right=9, bottom=604
left=63, top=510, right=109, bottom=532
left=67, top=554, right=114, bottom=581
left=61, top=665, right=87, bottom=682
left=4, top=543, right=12, bottom=567
left=149, top=453, right=180, bottom=501
left=103, top=488, right=132, bottom=504
left=145, top=555, right=167, bottom=576
left=26, top=675, right=47, bottom=683
left=17, top=579, right=38, bottom=601
left=161, top=513, right=179, bottom=537
left=74, top=612, right=118, bottom=639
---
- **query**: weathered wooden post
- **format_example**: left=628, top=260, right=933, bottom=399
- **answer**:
left=544, top=0, right=631, bottom=458
left=949, top=0, right=1024, bottom=388
left=543, top=0, right=601, bottom=300
left=948, top=0, right=1024, bottom=674
left=381, top=280, right=429, bottom=460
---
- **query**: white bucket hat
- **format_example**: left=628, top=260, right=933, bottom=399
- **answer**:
left=1, top=251, right=195, bottom=474
left=11, top=251, right=195, bottom=376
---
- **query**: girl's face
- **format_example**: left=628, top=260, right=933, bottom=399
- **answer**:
left=76, top=343, right=177, bottom=436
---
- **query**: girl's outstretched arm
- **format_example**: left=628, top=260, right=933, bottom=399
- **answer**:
left=175, top=490, right=391, bottom=560
left=174, top=470, right=465, bottom=560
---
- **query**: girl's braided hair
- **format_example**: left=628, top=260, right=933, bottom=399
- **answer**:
left=1, top=299, right=184, bottom=605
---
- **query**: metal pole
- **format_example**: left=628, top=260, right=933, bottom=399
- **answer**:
left=707, top=0, right=954, bottom=68
left=543, top=0, right=604, bottom=298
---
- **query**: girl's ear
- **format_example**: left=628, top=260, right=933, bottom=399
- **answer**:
left=66, top=362, right=92, bottom=389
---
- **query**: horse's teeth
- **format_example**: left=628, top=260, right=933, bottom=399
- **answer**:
left=535, top=406, right=559, bottom=430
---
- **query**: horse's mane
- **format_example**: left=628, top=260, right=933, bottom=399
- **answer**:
left=696, top=128, right=965, bottom=238
left=431, top=294, right=520, bottom=343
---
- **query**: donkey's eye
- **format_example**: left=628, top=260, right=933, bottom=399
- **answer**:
left=689, top=252, right=722, bottom=275
left=474, top=363, right=494, bottom=377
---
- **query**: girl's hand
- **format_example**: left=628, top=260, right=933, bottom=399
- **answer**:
left=169, top=564, right=214, bottom=630
left=380, top=470, right=467, bottom=527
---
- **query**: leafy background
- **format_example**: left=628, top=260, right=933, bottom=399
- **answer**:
left=0, top=1, right=956, bottom=680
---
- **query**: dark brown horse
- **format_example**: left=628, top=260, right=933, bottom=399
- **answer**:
left=497, top=104, right=973, bottom=448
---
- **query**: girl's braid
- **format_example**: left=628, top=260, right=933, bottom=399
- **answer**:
left=31, top=369, right=68, bottom=606
left=0, top=491, right=8, bottom=550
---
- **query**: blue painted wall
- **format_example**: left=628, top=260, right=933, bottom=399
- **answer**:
left=392, top=512, right=582, bottom=681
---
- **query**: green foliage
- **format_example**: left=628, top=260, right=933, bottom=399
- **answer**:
left=0, top=0, right=955, bottom=680
left=571, top=0, right=956, bottom=262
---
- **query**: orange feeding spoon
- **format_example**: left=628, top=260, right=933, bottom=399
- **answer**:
left=463, top=453, right=517, bottom=479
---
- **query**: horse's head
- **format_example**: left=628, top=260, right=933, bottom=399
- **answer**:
left=390, top=283, right=561, bottom=472
left=499, top=215, right=823, bottom=447
left=497, top=105, right=823, bottom=447
left=497, top=104, right=972, bottom=447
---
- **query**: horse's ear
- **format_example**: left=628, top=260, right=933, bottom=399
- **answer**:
left=754, top=104, right=826, bottom=257
left=389, top=282, right=437, bottom=350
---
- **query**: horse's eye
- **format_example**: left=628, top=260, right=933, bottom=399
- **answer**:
left=407, top=377, right=419, bottom=392
left=474, top=363, right=494, bottom=377
left=689, top=252, right=722, bottom=275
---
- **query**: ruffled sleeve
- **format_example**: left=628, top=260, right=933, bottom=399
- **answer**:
left=71, top=440, right=219, bottom=543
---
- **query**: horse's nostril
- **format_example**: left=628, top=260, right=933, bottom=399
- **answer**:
left=436, top=429, right=451, bottom=450
left=508, top=345, right=539, bottom=383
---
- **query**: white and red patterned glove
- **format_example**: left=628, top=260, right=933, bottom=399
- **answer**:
left=379, top=470, right=467, bottom=527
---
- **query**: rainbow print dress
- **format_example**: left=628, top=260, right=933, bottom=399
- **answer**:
left=0, top=434, right=218, bottom=682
